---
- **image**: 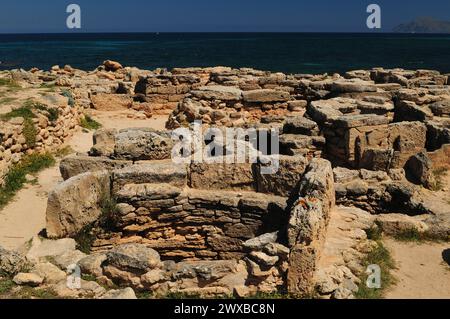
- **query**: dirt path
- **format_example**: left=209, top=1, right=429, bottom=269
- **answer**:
left=383, top=172, right=450, bottom=299
left=384, top=238, right=450, bottom=299
left=0, top=112, right=168, bottom=250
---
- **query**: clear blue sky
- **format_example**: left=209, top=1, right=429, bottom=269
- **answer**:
left=1, top=0, right=450, bottom=33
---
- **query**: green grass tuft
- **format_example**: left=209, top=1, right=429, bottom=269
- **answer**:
left=99, top=196, right=121, bottom=232
left=0, top=78, right=20, bottom=89
left=365, top=224, right=382, bottom=241
left=355, top=242, right=396, bottom=299
left=73, top=224, right=96, bottom=254
left=33, top=102, right=59, bottom=123
left=54, top=146, right=75, bottom=158
left=13, top=286, right=58, bottom=299
left=80, top=115, right=102, bottom=130
left=0, top=97, right=17, bottom=105
left=0, top=278, right=15, bottom=295
left=39, top=82, right=56, bottom=92
left=393, top=228, right=449, bottom=243
left=1, top=107, right=36, bottom=120
left=1, top=100, right=59, bottom=124
left=0, top=153, right=55, bottom=209
left=23, top=118, right=37, bottom=147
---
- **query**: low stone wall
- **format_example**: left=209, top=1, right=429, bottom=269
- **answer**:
left=110, top=185, right=288, bottom=261
left=166, top=86, right=295, bottom=129
left=48, top=151, right=337, bottom=296
left=0, top=92, right=83, bottom=186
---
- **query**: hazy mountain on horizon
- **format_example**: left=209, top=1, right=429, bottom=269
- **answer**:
left=393, top=16, right=450, bottom=33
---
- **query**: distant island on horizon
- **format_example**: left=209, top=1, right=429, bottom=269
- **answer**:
left=393, top=16, right=450, bottom=33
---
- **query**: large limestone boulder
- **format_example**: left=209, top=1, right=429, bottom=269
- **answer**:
left=106, top=244, right=161, bottom=273
left=430, top=99, right=450, bottom=117
left=375, top=214, right=429, bottom=236
left=113, top=128, right=174, bottom=161
left=13, top=273, right=43, bottom=287
left=256, top=155, right=309, bottom=197
left=112, top=162, right=187, bottom=193
left=25, top=237, right=77, bottom=262
left=103, top=60, right=123, bottom=72
left=60, top=155, right=131, bottom=180
left=282, top=116, right=319, bottom=136
left=190, top=85, right=243, bottom=101
left=190, top=160, right=255, bottom=191
left=32, top=262, right=67, bottom=284
left=0, top=246, right=29, bottom=276
left=90, top=129, right=117, bottom=157
left=46, top=171, right=111, bottom=238
left=405, top=151, right=436, bottom=189
left=91, top=93, right=131, bottom=111
left=330, top=79, right=377, bottom=93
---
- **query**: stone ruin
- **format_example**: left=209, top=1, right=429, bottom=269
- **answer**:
left=2, top=63, right=450, bottom=299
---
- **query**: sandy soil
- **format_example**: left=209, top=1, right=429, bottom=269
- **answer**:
left=0, top=111, right=169, bottom=250
left=91, top=110, right=167, bottom=131
left=384, top=238, right=450, bottom=299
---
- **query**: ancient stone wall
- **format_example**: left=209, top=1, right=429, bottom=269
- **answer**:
left=48, top=131, right=338, bottom=297
left=0, top=92, right=83, bottom=186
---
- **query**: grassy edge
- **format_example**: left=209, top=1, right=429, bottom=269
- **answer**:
left=0, top=153, right=56, bottom=209
left=355, top=231, right=396, bottom=299
left=80, top=115, right=102, bottom=130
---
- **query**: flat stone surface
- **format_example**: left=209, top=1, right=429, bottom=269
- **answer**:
left=191, top=85, right=243, bottom=101
left=333, top=114, right=391, bottom=128
left=243, top=89, right=290, bottom=103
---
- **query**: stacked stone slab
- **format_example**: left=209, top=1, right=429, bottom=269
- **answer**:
left=48, top=124, right=340, bottom=297
left=0, top=91, right=83, bottom=186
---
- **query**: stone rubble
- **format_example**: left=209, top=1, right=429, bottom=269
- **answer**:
left=1, top=63, right=450, bottom=299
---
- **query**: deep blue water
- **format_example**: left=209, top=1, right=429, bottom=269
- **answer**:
left=1, top=33, right=450, bottom=74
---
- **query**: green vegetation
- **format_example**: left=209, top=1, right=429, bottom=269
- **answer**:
left=0, top=153, right=55, bottom=209
left=249, top=291, right=293, bottom=299
left=13, top=286, right=58, bottom=299
left=1, top=107, right=35, bottom=120
left=0, top=97, right=17, bottom=105
left=61, top=89, right=75, bottom=107
left=0, top=277, right=59, bottom=299
left=0, top=278, right=15, bottom=295
left=0, top=78, right=20, bottom=90
left=54, top=146, right=75, bottom=158
left=393, top=228, right=449, bottom=243
left=33, top=102, right=60, bottom=123
left=39, top=82, right=56, bottom=92
left=23, top=118, right=37, bottom=147
left=81, top=274, right=98, bottom=282
left=73, top=196, right=120, bottom=253
left=1, top=99, right=59, bottom=124
left=365, top=224, right=383, bottom=241
left=136, top=291, right=154, bottom=299
left=74, top=224, right=96, bottom=254
left=99, top=196, right=121, bottom=231
left=355, top=242, right=396, bottom=299
left=80, top=115, right=102, bottom=130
